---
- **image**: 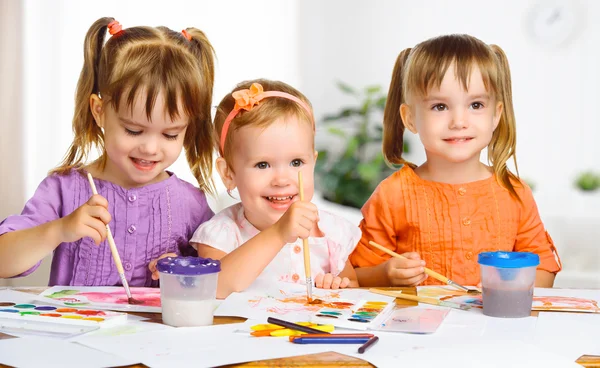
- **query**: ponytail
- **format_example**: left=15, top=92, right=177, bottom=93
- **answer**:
left=51, top=17, right=113, bottom=175
left=181, top=27, right=217, bottom=195
left=382, top=48, right=415, bottom=168
left=488, top=44, right=521, bottom=201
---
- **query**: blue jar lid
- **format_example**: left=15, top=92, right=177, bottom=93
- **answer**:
left=478, top=251, right=539, bottom=268
left=157, top=256, right=221, bottom=275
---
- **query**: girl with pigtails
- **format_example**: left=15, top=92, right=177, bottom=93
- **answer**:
left=350, top=34, right=562, bottom=288
left=0, top=17, right=217, bottom=287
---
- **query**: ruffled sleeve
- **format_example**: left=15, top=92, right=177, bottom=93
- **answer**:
left=189, top=204, right=243, bottom=254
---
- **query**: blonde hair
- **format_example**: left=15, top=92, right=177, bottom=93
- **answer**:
left=214, top=78, right=314, bottom=170
left=383, top=34, right=520, bottom=200
left=51, top=17, right=216, bottom=194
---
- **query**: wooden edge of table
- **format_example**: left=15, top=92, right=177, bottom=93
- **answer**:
left=1, top=287, right=598, bottom=368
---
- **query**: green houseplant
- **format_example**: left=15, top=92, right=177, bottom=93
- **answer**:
left=315, top=82, right=406, bottom=209
left=575, top=171, right=600, bottom=192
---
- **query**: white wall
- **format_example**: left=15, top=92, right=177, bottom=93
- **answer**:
left=299, top=0, right=600, bottom=218
left=22, top=0, right=302, bottom=203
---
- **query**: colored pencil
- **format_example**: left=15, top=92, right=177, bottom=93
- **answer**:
left=292, top=337, right=370, bottom=344
left=267, top=317, right=329, bottom=335
left=298, top=170, right=313, bottom=302
left=289, top=333, right=374, bottom=342
left=367, top=241, right=480, bottom=294
left=358, top=336, right=379, bottom=354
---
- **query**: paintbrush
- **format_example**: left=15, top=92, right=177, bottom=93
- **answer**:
left=87, top=173, right=141, bottom=305
left=369, top=288, right=472, bottom=311
left=367, top=241, right=481, bottom=294
left=298, top=170, right=314, bottom=303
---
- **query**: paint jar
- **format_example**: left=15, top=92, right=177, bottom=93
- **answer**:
left=478, top=251, right=539, bottom=318
left=157, top=256, right=221, bottom=327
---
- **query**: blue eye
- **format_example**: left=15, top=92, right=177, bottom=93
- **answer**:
left=290, top=159, right=303, bottom=168
left=125, top=128, right=142, bottom=136
left=255, top=162, right=269, bottom=169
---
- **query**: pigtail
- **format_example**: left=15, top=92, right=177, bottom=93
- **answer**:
left=382, top=48, right=416, bottom=168
left=488, top=44, right=521, bottom=202
left=181, top=27, right=217, bottom=195
left=51, top=17, right=113, bottom=176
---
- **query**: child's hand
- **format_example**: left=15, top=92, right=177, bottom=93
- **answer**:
left=58, top=194, right=111, bottom=245
left=314, top=273, right=351, bottom=289
left=148, top=253, right=178, bottom=280
left=273, top=201, right=319, bottom=244
left=382, top=252, right=428, bottom=286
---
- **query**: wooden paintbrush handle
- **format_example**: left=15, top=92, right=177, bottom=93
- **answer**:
left=368, top=241, right=449, bottom=284
left=298, top=171, right=311, bottom=279
left=87, top=173, right=125, bottom=275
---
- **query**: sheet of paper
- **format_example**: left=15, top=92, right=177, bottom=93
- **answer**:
left=37, top=286, right=161, bottom=313
left=533, top=288, right=600, bottom=313
left=70, top=320, right=174, bottom=343
left=214, top=282, right=394, bottom=321
left=0, top=336, right=137, bottom=368
left=418, top=286, right=600, bottom=313
left=350, top=338, right=581, bottom=368
left=77, top=322, right=363, bottom=368
left=534, top=311, right=600, bottom=361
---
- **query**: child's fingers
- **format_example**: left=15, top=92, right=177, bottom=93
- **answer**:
left=330, top=276, right=342, bottom=289
left=87, top=206, right=112, bottom=225
left=401, top=252, right=424, bottom=263
left=322, top=273, right=333, bottom=288
left=339, top=277, right=351, bottom=288
left=390, top=265, right=425, bottom=281
left=87, top=194, right=109, bottom=209
left=314, top=274, right=324, bottom=288
left=84, top=218, right=107, bottom=245
left=407, top=273, right=428, bottom=287
left=389, top=257, right=423, bottom=270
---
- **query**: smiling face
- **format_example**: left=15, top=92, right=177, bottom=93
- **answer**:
left=217, top=115, right=316, bottom=231
left=90, top=91, right=189, bottom=188
left=401, top=63, right=503, bottom=166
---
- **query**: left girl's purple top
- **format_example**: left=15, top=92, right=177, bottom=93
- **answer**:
left=0, top=169, right=214, bottom=287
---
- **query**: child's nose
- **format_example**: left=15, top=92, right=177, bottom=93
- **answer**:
left=139, top=136, right=159, bottom=155
left=270, top=169, right=292, bottom=187
left=449, top=110, right=468, bottom=129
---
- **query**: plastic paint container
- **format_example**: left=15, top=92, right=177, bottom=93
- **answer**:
left=478, top=251, right=539, bottom=318
left=157, top=256, right=221, bottom=327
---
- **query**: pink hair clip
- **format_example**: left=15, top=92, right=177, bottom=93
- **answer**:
left=181, top=29, right=192, bottom=41
left=107, top=20, right=122, bottom=35
left=219, top=83, right=314, bottom=152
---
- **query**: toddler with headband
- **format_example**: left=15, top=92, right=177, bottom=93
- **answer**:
left=149, top=79, right=361, bottom=298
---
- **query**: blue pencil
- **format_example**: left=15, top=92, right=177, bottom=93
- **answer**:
left=292, top=337, right=370, bottom=344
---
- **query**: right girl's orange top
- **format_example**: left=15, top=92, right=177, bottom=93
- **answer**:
left=349, top=165, right=562, bottom=286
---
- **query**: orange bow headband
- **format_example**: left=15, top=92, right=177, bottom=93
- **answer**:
left=220, top=83, right=314, bottom=152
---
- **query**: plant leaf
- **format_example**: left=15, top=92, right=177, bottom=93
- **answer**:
left=336, top=81, right=357, bottom=95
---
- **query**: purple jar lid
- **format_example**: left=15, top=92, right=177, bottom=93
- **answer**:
left=157, top=256, right=221, bottom=276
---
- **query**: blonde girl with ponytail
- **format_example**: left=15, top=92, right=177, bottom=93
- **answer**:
left=350, top=34, right=561, bottom=288
left=0, top=17, right=217, bottom=286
